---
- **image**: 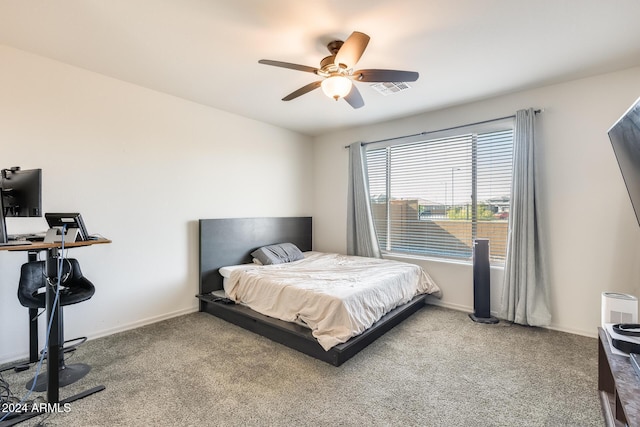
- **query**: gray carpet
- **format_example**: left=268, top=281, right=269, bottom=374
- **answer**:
left=1, top=305, right=603, bottom=426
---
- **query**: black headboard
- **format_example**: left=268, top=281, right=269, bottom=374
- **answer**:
left=199, top=217, right=312, bottom=295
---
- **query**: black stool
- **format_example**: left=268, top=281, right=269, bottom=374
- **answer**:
left=17, top=258, right=95, bottom=391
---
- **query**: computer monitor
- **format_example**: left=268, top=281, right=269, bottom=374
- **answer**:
left=45, top=213, right=89, bottom=241
left=0, top=191, right=7, bottom=244
left=0, top=167, right=42, bottom=217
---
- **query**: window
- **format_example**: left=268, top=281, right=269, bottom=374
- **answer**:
left=365, top=124, right=513, bottom=263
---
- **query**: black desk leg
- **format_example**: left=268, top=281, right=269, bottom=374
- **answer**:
left=45, top=247, right=60, bottom=404
left=28, top=308, right=39, bottom=364
left=27, top=251, right=39, bottom=364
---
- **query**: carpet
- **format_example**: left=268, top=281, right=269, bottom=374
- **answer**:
left=1, top=305, right=603, bottom=426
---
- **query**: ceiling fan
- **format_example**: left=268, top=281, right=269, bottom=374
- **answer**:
left=258, top=31, right=419, bottom=109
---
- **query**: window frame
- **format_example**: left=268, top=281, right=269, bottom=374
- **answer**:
left=364, top=118, right=515, bottom=264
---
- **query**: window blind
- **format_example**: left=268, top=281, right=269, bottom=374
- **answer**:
left=366, top=128, right=513, bottom=263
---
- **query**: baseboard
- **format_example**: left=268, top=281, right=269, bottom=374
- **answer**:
left=544, top=324, right=597, bottom=339
left=425, top=299, right=473, bottom=314
left=425, top=300, right=598, bottom=339
left=0, top=351, right=28, bottom=367
left=0, top=305, right=199, bottom=366
left=87, top=305, right=199, bottom=341
left=426, top=300, right=499, bottom=318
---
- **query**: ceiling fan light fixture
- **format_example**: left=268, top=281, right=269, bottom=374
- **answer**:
left=258, top=31, right=418, bottom=108
left=321, top=75, right=352, bottom=100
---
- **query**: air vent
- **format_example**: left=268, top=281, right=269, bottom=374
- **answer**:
left=370, top=82, right=411, bottom=96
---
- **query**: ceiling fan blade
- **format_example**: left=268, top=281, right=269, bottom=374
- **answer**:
left=343, top=85, right=364, bottom=109
left=258, top=59, right=319, bottom=74
left=335, top=31, right=370, bottom=69
left=282, top=81, right=322, bottom=101
left=353, top=69, right=419, bottom=82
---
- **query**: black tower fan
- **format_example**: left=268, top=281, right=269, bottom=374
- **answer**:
left=469, top=239, right=499, bottom=324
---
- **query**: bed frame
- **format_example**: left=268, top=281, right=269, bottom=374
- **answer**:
left=197, top=216, right=427, bottom=366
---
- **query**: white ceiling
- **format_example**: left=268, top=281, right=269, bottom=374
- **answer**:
left=1, top=0, right=640, bottom=136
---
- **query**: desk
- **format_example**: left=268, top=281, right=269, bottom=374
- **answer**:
left=0, top=239, right=110, bottom=406
left=598, top=327, right=640, bottom=426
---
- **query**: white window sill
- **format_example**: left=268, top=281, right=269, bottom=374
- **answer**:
left=381, top=251, right=505, bottom=270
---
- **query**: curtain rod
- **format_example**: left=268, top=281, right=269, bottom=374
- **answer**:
left=344, top=109, right=542, bottom=149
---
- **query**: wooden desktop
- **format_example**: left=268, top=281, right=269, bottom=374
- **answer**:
left=0, top=238, right=111, bottom=252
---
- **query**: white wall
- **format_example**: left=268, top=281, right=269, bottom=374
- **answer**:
left=2, top=45, right=638, bottom=365
left=0, top=46, right=313, bottom=363
left=312, top=66, right=640, bottom=337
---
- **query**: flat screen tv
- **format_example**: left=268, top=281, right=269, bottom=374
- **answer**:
left=0, top=167, right=42, bottom=217
left=609, top=96, right=640, bottom=227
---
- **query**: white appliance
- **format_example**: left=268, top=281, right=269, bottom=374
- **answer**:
left=601, top=292, right=638, bottom=328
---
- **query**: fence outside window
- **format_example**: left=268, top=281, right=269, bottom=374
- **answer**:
left=366, top=127, right=513, bottom=263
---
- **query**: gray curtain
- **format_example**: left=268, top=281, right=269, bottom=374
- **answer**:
left=347, top=142, right=381, bottom=258
left=499, top=108, right=551, bottom=326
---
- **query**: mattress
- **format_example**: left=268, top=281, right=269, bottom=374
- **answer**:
left=222, top=252, right=441, bottom=350
left=219, top=263, right=256, bottom=291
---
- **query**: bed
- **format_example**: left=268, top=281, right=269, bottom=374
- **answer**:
left=197, top=217, right=441, bottom=366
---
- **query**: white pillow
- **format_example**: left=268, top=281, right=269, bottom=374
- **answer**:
left=218, top=263, right=258, bottom=278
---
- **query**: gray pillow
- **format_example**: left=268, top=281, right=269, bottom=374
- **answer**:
left=250, top=243, right=304, bottom=265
